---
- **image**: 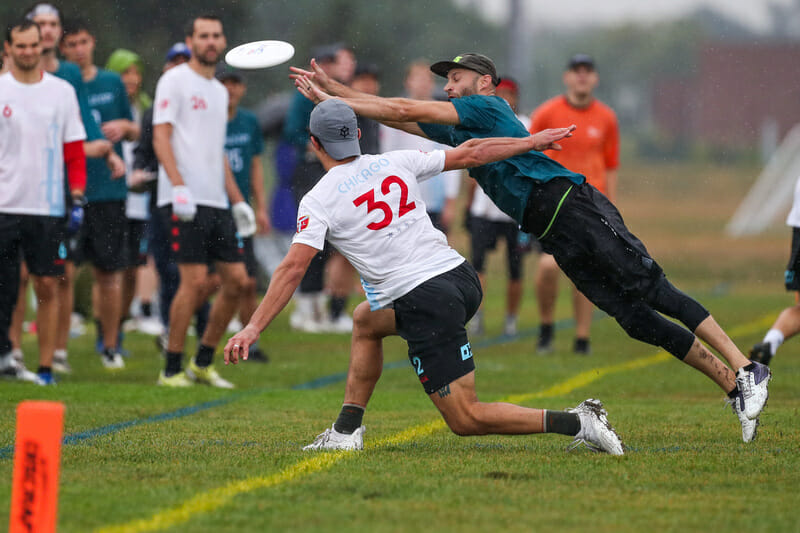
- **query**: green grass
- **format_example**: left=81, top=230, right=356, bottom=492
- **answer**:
left=2, top=159, right=800, bottom=532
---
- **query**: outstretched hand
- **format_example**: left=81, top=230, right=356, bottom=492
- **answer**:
left=223, top=324, right=261, bottom=365
left=289, top=58, right=331, bottom=90
left=294, top=74, right=331, bottom=105
left=531, top=124, right=577, bottom=152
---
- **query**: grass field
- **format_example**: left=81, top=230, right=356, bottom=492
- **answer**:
left=2, top=159, right=799, bottom=532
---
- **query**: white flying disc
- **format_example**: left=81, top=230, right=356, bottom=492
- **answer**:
left=225, top=40, right=295, bottom=69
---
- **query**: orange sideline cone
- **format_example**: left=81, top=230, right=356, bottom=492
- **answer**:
left=9, top=401, right=65, bottom=533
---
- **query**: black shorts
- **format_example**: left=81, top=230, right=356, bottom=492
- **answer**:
left=125, top=219, right=149, bottom=268
left=785, top=227, right=800, bottom=291
left=393, top=261, right=481, bottom=394
left=469, top=217, right=523, bottom=280
left=537, top=182, right=664, bottom=320
left=79, top=200, right=128, bottom=272
left=242, top=236, right=258, bottom=278
left=0, top=214, right=66, bottom=277
left=160, top=205, right=244, bottom=265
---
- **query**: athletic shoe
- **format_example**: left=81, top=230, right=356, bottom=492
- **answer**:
left=52, top=351, right=72, bottom=374
left=157, top=371, right=193, bottom=387
left=37, top=372, right=56, bottom=386
left=101, top=348, right=125, bottom=370
left=303, top=424, right=365, bottom=451
left=735, top=362, right=771, bottom=420
left=728, top=391, right=758, bottom=443
left=323, top=314, right=353, bottom=334
left=247, top=346, right=270, bottom=363
left=503, top=316, right=517, bottom=337
left=11, top=348, right=24, bottom=364
left=0, top=353, right=43, bottom=384
left=749, top=342, right=773, bottom=366
left=566, top=398, right=625, bottom=455
left=536, top=337, right=553, bottom=354
left=573, top=338, right=591, bottom=355
left=186, top=359, right=234, bottom=389
left=69, top=312, right=87, bottom=338
left=135, top=316, right=165, bottom=337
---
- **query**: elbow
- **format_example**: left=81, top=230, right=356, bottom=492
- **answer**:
left=393, top=101, right=416, bottom=123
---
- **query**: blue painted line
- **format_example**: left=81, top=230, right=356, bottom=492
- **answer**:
left=0, top=311, right=608, bottom=459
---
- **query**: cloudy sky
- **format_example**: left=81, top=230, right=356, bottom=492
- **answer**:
left=459, top=0, right=796, bottom=32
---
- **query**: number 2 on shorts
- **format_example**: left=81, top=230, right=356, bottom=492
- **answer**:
left=412, top=356, right=424, bottom=376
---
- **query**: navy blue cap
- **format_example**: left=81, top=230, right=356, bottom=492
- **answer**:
left=166, top=42, right=191, bottom=62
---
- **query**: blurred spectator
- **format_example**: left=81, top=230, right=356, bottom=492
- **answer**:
left=529, top=54, right=619, bottom=355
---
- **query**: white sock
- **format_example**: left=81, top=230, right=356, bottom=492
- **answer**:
left=763, top=329, right=784, bottom=356
left=54, top=349, right=68, bottom=360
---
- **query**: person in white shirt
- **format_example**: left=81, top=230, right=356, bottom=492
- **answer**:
left=152, top=15, right=255, bottom=388
left=0, top=20, right=87, bottom=385
left=223, top=99, right=624, bottom=455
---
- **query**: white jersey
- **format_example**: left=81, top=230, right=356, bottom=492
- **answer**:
left=153, top=63, right=229, bottom=208
left=124, top=105, right=150, bottom=220
left=0, top=72, right=86, bottom=216
left=380, top=125, right=461, bottom=213
left=787, top=176, right=800, bottom=228
left=293, top=150, right=465, bottom=310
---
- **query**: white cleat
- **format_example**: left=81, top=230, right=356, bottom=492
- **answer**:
left=728, top=393, right=758, bottom=443
left=52, top=351, right=72, bottom=374
left=303, top=424, right=365, bottom=451
left=736, top=362, right=771, bottom=420
left=0, top=353, right=43, bottom=384
left=101, top=349, right=125, bottom=369
left=567, top=398, right=625, bottom=456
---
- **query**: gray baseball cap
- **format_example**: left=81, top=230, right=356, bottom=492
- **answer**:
left=309, top=99, right=361, bottom=160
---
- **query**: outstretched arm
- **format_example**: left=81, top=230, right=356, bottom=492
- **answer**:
left=443, top=126, right=576, bottom=171
left=224, top=242, right=318, bottom=364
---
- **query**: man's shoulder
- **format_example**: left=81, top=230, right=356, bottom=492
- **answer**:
left=591, top=99, right=618, bottom=120
left=40, top=72, right=75, bottom=95
left=533, top=95, right=566, bottom=115
left=237, top=107, right=259, bottom=125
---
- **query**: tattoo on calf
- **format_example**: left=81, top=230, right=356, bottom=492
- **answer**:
left=437, top=384, right=451, bottom=398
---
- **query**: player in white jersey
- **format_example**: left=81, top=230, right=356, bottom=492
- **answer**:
left=224, top=99, right=624, bottom=455
left=0, top=20, right=87, bottom=385
left=152, top=15, right=255, bottom=388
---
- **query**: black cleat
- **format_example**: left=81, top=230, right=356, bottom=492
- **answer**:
left=749, top=342, right=773, bottom=366
left=573, top=338, right=591, bottom=355
left=248, top=347, right=270, bottom=363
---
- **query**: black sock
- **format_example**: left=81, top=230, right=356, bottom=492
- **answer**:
left=574, top=338, right=590, bottom=352
left=743, top=363, right=756, bottom=371
left=333, top=403, right=365, bottom=434
left=141, top=302, right=152, bottom=317
left=727, top=385, right=740, bottom=398
left=329, top=297, right=346, bottom=320
left=195, top=344, right=214, bottom=367
left=165, top=351, right=183, bottom=376
left=37, top=366, right=52, bottom=375
left=539, top=323, right=553, bottom=342
left=543, top=410, right=581, bottom=436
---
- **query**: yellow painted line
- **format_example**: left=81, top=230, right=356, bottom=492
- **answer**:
left=96, top=313, right=776, bottom=533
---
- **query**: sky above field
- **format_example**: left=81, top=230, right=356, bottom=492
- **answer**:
left=458, top=0, right=796, bottom=32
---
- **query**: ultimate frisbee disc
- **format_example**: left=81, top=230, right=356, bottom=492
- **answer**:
left=225, top=40, right=295, bottom=69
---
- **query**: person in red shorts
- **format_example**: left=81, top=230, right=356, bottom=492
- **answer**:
left=529, top=53, right=619, bottom=355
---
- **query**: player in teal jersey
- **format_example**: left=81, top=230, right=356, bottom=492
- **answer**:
left=61, top=18, right=138, bottom=369
left=217, top=67, right=270, bottom=363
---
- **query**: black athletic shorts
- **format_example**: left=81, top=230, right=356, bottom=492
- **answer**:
left=160, top=205, right=244, bottom=265
left=242, top=236, right=258, bottom=278
left=78, top=200, right=128, bottom=272
left=535, top=182, right=664, bottom=320
left=393, top=261, right=481, bottom=395
left=469, top=217, right=523, bottom=280
left=0, top=214, right=67, bottom=277
left=125, top=219, right=149, bottom=268
left=785, top=227, right=800, bottom=291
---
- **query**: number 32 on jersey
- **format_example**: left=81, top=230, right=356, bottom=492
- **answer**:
left=353, top=175, right=417, bottom=231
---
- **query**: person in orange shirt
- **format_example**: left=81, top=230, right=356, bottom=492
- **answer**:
left=529, top=53, right=619, bottom=355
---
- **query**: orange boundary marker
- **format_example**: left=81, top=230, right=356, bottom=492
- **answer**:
left=9, top=401, right=65, bottom=533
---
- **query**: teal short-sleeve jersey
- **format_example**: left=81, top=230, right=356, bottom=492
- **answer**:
left=418, top=95, right=584, bottom=223
left=53, top=61, right=103, bottom=142
left=225, top=108, right=264, bottom=203
left=84, top=69, right=132, bottom=202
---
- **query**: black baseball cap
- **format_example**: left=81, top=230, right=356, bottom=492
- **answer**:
left=430, top=53, right=499, bottom=85
left=216, top=64, right=244, bottom=83
left=567, top=53, right=595, bottom=70
left=309, top=99, right=361, bottom=160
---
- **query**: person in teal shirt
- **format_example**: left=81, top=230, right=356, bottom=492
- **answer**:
left=292, top=52, right=771, bottom=444
left=217, top=67, right=270, bottom=363
left=61, top=19, right=139, bottom=369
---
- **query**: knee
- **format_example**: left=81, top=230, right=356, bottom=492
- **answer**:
left=33, top=276, right=58, bottom=301
left=222, top=271, right=247, bottom=298
left=442, top=403, right=485, bottom=436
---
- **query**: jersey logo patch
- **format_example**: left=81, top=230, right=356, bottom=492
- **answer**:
left=2, top=105, right=11, bottom=118
left=159, top=99, right=169, bottom=110
left=297, top=215, right=309, bottom=233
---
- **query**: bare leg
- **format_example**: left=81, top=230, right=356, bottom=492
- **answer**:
left=429, top=371, right=545, bottom=435
left=693, top=315, right=750, bottom=371
left=121, top=267, right=138, bottom=323
left=535, top=253, right=559, bottom=325
left=93, top=268, right=123, bottom=351
left=682, top=338, right=737, bottom=392
left=168, top=264, right=207, bottom=353
left=771, top=305, right=800, bottom=340
left=55, top=262, right=75, bottom=352
left=343, top=301, right=396, bottom=407
left=9, top=264, right=28, bottom=351
left=31, top=275, right=59, bottom=368
left=135, top=259, right=158, bottom=307
left=238, top=275, right=258, bottom=324
left=198, top=262, right=246, bottom=350
left=506, top=279, right=522, bottom=317
left=327, top=251, right=356, bottom=302
left=573, top=288, right=593, bottom=339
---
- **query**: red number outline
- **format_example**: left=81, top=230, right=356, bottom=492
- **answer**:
left=352, top=175, right=417, bottom=230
